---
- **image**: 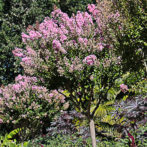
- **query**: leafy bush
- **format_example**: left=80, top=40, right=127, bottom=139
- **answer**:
left=0, top=75, right=65, bottom=140
left=114, top=0, right=147, bottom=72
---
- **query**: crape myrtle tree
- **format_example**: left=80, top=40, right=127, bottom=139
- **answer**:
left=12, top=2, right=126, bottom=146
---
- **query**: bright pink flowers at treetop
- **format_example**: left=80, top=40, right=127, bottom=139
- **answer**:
left=12, top=4, right=122, bottom=77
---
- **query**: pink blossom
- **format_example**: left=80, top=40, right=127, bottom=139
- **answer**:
left=49, top=93, right=54, bottom=97
left=53, top=40, right=62, bottom=50
left=32, top=86, right=39, bottom=90
left=3, top=93, right=10, bottom=99
left=26, top=47, right=36, bottom=56
left=29, top=30, right=42, bottom=40
left=12, top=48, right=24, bottom=57
left=22, top=32, right=30, bottom=43
left=76, top=11, right=84, bottom=27
left=78, top=37, right=88, bottom=45
left=48, top=99, right=52, bottom=103
left=12, top=97, right=15, bottom=100
left=61, top=99, right=65, bottom=103
left=53, top=40, right=67, bottom=54
left=29, top=77, right=37, bottom=83
left=98, top=43, right=104, bottom=51
left=83, top=55, right=97, bottom=65
left=60, top=48, right=67, bottom=54
left=92, top=9, right=100, bottom=16
left=60, top=34, right=67, bottom=42
left=84, top=12, right=93, bottom=24
left=12, top=84, right=20, bottom=92
left=22, top=57, right=32, bottom=65
left=120, top=84, right=128, bottom=93
left=19, top=81, right=27, bottom=87
left=115, top=12, right=120, bottom=18
left=78, top=37, right=84, bottom=43
left=119, top=25, right=122, bottom=30
left=90, top=75, right=94, bottom=80
left=51, top=9, right=62, bottom=17
left=87, top=4, right=96, bottom=13
left=15, top=74, right=23, bottom=81
left=108, top=11, right=120, bottom=23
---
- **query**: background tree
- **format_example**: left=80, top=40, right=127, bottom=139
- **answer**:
left=114, top=0, right=147, bottom=73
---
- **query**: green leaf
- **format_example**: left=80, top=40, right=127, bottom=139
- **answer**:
left=7, top=128, right=21, bottom=139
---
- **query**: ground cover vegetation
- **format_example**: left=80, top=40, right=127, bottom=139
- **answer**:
left=0, top=0, right=146, bottom=147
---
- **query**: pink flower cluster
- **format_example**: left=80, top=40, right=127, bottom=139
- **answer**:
left=53, top=40, right=67, bottom=54
left=21, top=7, right=95, bottom=56
left=15, top=8, right=97, bottom=76
left=49, top=90, right=65, bottom=103
left=21, top=31, right=42, bottom=43
left=120, top=84, right=128, bottom=93
left=12, top=4, right=123, bottom=80
left=0, top=75, right=66, bottom=125
left=17, top=4, right=121, bottom=69
left=0, top=75, right=65, bottom=103
left=12, top=4, right=122, bottom=91
left=22, top=32, right=30, bottom=43
left=15, top=75, right=37, bottom=83
left=87, top=4, right=100, bottom=16
left=98, top=43, right=104, bottom=51
left=83, top=55, right=97, bottom=65
left=12, top=48, right=24, bottom=57
left=26, top=46, right=37, bottom=56
left=78, top=37, right=88, bottom=46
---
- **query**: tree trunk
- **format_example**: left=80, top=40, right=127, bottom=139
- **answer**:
left=89, top=119, right=96, bottom=147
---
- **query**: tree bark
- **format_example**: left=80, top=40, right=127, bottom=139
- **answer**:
left=90, top=119, right=96, bottom=147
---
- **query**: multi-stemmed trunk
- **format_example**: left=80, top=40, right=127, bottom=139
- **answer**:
left=87, top=95, right=97, bottom=147
left=89, top=118, right=96, bottom=147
